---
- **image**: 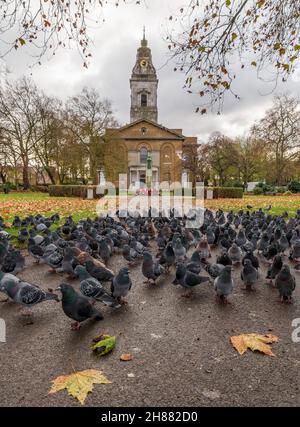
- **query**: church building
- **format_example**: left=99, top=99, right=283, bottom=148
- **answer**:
left=102, top=30, right=197, bottom=190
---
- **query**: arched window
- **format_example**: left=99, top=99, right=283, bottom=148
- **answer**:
left=140, top=147, right=148, bottom=164
left=141, top=93, right=147, bottom=107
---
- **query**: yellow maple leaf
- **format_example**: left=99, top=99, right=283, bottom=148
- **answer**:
left=230, top=333, right=278, bottom=357
left=49, top=369, right=111, bottom=405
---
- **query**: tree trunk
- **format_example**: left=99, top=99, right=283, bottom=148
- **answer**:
left=45, top=167, right=56, bottom=184
left=22, top=159, right=30, bottom=189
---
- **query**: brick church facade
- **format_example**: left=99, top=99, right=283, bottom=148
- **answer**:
left=101, top=31, right=197, bottom=190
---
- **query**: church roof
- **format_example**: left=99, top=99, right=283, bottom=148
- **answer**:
left=108, top=118, right=186, bottom=139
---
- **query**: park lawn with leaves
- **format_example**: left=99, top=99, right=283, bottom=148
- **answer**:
left=1, top=193, right=300, bottom=234
left=204, top=194, right=300, bottom=217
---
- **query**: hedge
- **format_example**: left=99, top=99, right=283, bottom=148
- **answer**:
left=205, top=187, right=244, bottom=199
left=49, top=185, right=244, bottom=199
left=49, top=185, right=101, bottom=198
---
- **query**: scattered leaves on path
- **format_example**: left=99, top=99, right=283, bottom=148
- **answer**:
left=49, top=369, right=111, bottom=405
left=120, top=353, right=133, bottom=361
left=230, top=333, right=278, bottom=356
left=91, top=334, right=116, bottom=356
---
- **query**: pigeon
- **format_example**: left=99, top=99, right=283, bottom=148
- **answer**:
left=196, top=235, right=211, bottom=260
left=122, top=244, right=140, bottom=265
left=75, top=265, right=120, bottom=308
left=85, top=260, right=114, bottom=282
left=203, top=262, right=225, bottom=279
left=217, top=250, right=232, bottom=266
left=241, top=259, right=259, bottom=290
left=214, top=266, right=234, bottom=303
left=43, top=250, right=63, bottom=272
left=163, top=243, right=176, bottom=272
left=242, top=251, right=259, bottom=269
left=289, top=240, right=300, bottom=262
left=173, top=263, right=210, bottom=297
left=186, top=250, right=202, bottom=274
left=173, top=238, right=187, bottom=262
left=275, top=265, right=296, bottom=303
left=28, top=238, right=45, bottom=263
left=1, top=250, right=25, bottom=274
left=56, top=283, right=103, bottom=330
left=142, top=251, right=165, bottom=284
left=17, top=228, right=29, bottom=244
left=111, top=267, right=132, bottom=304
left=228, top=243, right=243, bottom=264
left=266, top=255, right=283, bottom=284
left=0, top=272, right=59, bottom=319
left=61, top=247, right=80, bottom=278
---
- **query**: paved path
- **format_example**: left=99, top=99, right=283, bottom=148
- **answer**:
left=1, top=245, right=300, bottom=407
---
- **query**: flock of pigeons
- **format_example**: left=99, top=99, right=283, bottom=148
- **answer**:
left=0, top=206, right=299, bottom=330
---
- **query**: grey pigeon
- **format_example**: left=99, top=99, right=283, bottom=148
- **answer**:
left=214, top=266, right=234, bottom=303
left=56, top=283, right=103, bottom=330
left=61, top=247, right=80, bottom=277
left=85, top=260, right=114, bottom=282
left=241, top=259, right=258, bottom=290
left=43, top=250, right=63, bottom=272
left=0, top=272, right=58, bottom=319
left=203, top=262, right=225, bottom=279
left=75, top=265, right=120, bottom=308
left=111, top=267, right=132, bottom=304
left=275, top=264, right=296, bottom=303
left=1, top=250, right=25, bottom=274
left=228, top=243, right=243, bottom=264
left=173, top=263, right=210, bottom=296
left=142, top=251, right=165, bottom=284
left=122, top=244, right=140, bottom=265
left=28, top=238, right=45, bottom=262
left=266, top=255, right=283, bottom=284
left=173, top=238, right=187, bottom=263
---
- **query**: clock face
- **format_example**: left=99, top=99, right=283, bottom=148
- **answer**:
left=140, top=59, right=148, bottom=68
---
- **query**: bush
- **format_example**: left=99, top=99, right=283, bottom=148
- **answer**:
left=287, top=181, right=300, bottom=193
left=30, top=185, right=49, bottom=193
left=253, top=186, right=264, bottom=195
left=284, top=190, right=292, bottom=196
left=275, top=186, right=287, bottom=194
left=224, top=180, right=245, bottom=189
left=254, top=182, right=275, bottom=195
left=49, top=185, right=102, bottom=198
left=205, top=187, right=243, bottom=199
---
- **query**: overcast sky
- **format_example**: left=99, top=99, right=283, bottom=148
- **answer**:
left=2, top=0, right=300, bottom=142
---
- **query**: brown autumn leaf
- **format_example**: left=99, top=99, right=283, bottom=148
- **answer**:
left=49, top=369, right=111, bottom=405
left=230, top=333, right=278, bottom=356
left=120, top=353, right=133, bottom=361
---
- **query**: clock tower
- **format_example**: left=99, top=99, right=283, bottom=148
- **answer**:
left=130, top=28, right=158, bottom=123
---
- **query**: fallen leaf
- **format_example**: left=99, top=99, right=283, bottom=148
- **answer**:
left=49, top=369, right=111, bottom=405
left=230, top=333, right=278, bottom=356
left=91, top=334, right=116, bottom=356
left=120, top=353, right=133, bottom=361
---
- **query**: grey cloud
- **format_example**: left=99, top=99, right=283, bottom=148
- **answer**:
left=1, top=0, right=299, bottom=142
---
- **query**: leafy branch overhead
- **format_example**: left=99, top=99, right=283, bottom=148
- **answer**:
left=167, top=0, right=300, bottom=113
left=0, top=0, right=143, bottom=66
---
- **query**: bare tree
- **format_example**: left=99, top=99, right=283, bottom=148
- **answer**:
left=252, top=94, right=300, bottom=185
left=0, top=77, right=42, bottom=189
left=65, top=87, right=119, bottom=184
left=203, top=132, right=239, bottom=185
left=167, top=0, right=300, bottom=113
left=183, top=142, right=210, bottom=187
left=235, top=136, right=266, bottom=187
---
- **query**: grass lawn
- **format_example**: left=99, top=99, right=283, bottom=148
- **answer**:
left=1, top=192, right=300, bottom=230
